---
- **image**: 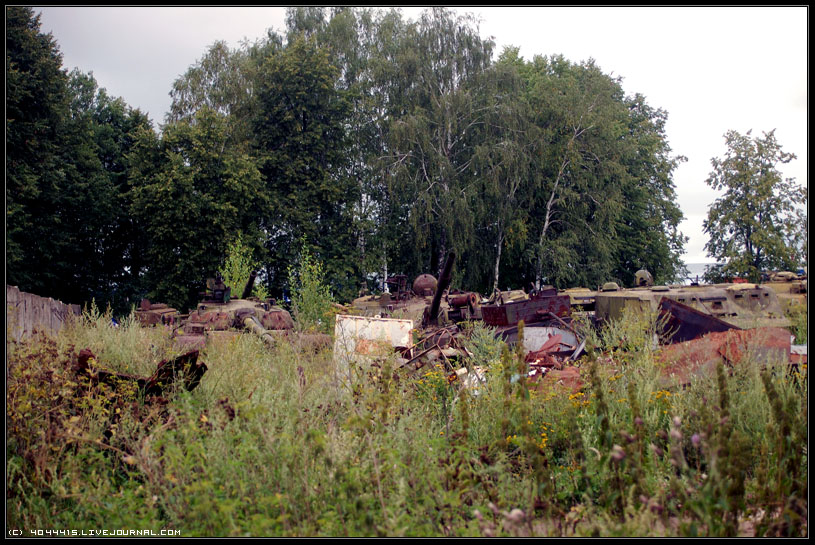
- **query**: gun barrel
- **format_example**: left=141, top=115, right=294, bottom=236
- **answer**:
left=243, top=315, right=278, bottom=347
left=428, top=251, right=456, bottom=326
left=242, top=271, right=258, bottom=299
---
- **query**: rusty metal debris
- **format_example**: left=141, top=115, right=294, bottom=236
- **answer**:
left=400, top=324, right=471, bottom=374
left=658, top=327, right=792, bottom=387
left=139, top=273, right=304, bottom=351
left=177, top=273, right=296, bottom=350
left=529, top=366, right=584, bottom=395
left=658, top=296, right=739, bottom=344
left=135, top=299, right=179, bottom=326
left=481, top=289, right=571, bottom=328
left=133, top=256, right=803, bottom=404
left=73, top=347, right=207, bottom=397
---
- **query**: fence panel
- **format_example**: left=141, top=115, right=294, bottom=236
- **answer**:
left=6, top=285, right=81, bottom=342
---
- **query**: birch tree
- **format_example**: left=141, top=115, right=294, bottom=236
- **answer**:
left=703, top=129, right=806, bottom=281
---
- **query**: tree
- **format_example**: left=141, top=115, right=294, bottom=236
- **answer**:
left=130, top=107, right=267, bottom=310
left=6, top=6, right=69, bottom=295
left=284, top=7, right=401, bottom=291
left=471, top=48, right=537, bottom=293
left=55, top=70, right=155, bottom=310
left=703, top=129, right=806, bottom=282
left=384, top=7, right=494, bottom=279
left=253, top=35, right=357, bottom=299
left=612, top=94, right=687, bottom=287
left=523, top=56, right=627, bottom=290
left=220, top=231, right=269, bottom=300
left=7, top=10, right=152, bottom=309
left=168, top=37, right=282, bottom=151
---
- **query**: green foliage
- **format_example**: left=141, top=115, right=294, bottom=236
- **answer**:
left=287, top=245, right=336, bottom=334
left=703, top=130, right=807, bottom=282
left=8, top=304, right=808, bottom=536
left=6, top=8, right=154, bottom=311
left=129, top=107, right=267, bottom=311
left=168, top=40, right=263, bottom=150
left=8, top=6, right=691, bottom=314
left=254, top=34, right=359, bottom=299
left=784, top=301, right=807, bottom=344
left=520, top=55, right=687, bottom=290
left=461, top=321, right=505, bottom=371
left=384, top=8, right=495, bottom=279
left=6, top=7, right=69, bottom=293
left=220, top=232, right=269, bottom=300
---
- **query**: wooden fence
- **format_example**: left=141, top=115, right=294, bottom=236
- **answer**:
left=6, top=285, right=81, bottom=342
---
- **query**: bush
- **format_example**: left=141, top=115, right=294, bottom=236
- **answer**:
left=287, top=245, right=337, bottom=334
left=220, top=232, right=269, bottom=300
left=7, top=306, right=808, bottom=537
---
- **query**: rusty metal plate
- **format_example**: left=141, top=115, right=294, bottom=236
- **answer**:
left=658, top=327, right=792, bottom=387
left=658, top=296, right=739, bottom=344
left=261, top=310, right=295, bottom=330
left=481, top=295, right=571, bottom=327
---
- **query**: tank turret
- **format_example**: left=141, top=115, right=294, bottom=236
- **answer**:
left=175, top=272, right=295, bottom=350
left=350, top=253, right=459, bottom=326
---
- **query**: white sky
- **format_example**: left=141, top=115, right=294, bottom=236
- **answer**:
left=31, top=6, right=808, bottom=265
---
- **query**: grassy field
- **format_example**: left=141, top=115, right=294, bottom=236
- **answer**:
left=6, top=304, right=807, bottom=537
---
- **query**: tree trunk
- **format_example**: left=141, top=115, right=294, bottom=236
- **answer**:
left=437, top=230, right=448, bottom=275
left=382, top=242, right=388, bottom=292
left=492, top=228, right=504, bottom=294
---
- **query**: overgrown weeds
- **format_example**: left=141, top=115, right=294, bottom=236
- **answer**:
left=6, top=306, right=807, bottom=536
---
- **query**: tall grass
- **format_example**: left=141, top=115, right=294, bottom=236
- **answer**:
left=6, top=305, right=808, bottom=536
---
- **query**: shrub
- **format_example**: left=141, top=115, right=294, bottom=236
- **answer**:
left=287, top=245, right=336, bottom=334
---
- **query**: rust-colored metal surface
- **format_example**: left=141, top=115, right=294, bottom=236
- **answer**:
left=658, top=296, right=739, bottom=344
left=260, top=309, right=295, bottom=330
left=158, top=272, right=297, bottom=350
left=481, top=294, right=571, bottom=327
left=187, top=311, right=232, bottom=330
left=529, top=366, right=584, bottom=394
left=135, top=299, right=179, bottom=326
left=412, top=274, right=438, bottom=296
left=449, top=292, right=478, bottom=308
left=658, top=327, right=792, bottom=386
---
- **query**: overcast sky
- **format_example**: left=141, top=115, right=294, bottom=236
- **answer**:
left=32, top=6, right=807, bottom=265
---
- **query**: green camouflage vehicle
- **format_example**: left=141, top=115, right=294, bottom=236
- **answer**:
left=594, top=281, right=790, bottom=330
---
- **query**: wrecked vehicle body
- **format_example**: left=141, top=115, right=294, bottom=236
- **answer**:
left=174, top=272, right=298, bottom=351
left=594, top=282, right=790, bottom=330
left=136, top=273, right=307, bottom=352
left=337, top=260, right=803, bottom=399
left=351, top=253, right=482, bottom=326
left=135, top=300, right=180, bottom=326
left=762, top=270, right=807, bottom=313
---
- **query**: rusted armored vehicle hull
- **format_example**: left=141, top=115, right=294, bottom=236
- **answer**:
left=481, top=290, right=571, bottom=328
left=762, top=272, right=807, bottom=312
left=167, top=272, right=302, bottom=351
left=350, top=253, right=463, bottom=326
left=594, top=283, right=790, bottom=330
left=175, top=297, right=295, bottom=351
left=135, top=300, right=179, bottom=326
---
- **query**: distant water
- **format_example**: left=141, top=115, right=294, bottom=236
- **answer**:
left=681, top=262, right=720, bottom=285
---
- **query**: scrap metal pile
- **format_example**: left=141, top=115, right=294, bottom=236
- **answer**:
left=338, top=257, right=805, bottom=393
left=136, top=272, right=330, bottom=352
left=135, top=256, right=804, bottom=394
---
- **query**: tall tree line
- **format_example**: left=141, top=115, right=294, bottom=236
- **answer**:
left=7, top=7, right=687, bottom=312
